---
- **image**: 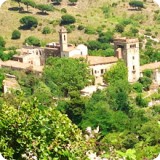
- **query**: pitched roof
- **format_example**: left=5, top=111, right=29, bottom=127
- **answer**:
left=0, top=60, right=43, bottom=73
left=87, top=56, right=118, bottom=65
left=140, top=61, right=160, bottom=72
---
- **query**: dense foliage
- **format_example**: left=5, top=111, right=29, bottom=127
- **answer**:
left=44, top=57, right=91, bottom=97
left=20, top=16, right=38, bottom=29
left=11, top=30, right=21, bottom=39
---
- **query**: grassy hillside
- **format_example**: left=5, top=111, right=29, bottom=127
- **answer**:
left=0, top=0, right=160, bottom=48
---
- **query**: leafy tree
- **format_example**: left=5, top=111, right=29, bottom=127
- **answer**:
left=20, top=16, right=38, bottom=29
left=24, top=36, right=41, bottom=46
left=0, top=36, right=6, bottom=48
left=21, top=0, right=36, bottom=11
left=51, top=0, right=62, bottom=5
left=104, top=61, right=129, bottom=111
left=139, top=76, right=152, bottom=91
left=0, top=93, right=91, bottom=159
left=42, top=26, right=51, bottom=34
left=129, top=1, right=144, bottom=10
left=61, top=14, right=76, bottom=25
left=132, top=82, right=143, bottom=93
left=58, top=91, right=86, bottom=125
left=0, top=50, right=17, bottom=61
left=37, top=4, right=54, bottom=13
left=44, top=57, right=91, bottom=97
left=81, top=91, right=129, bottom=135
left=136, top=94, right=148, bottom=107
left=33, top=81, right=53, bottom=105
left=104, top=60, right=128, bottom=84
left=11, top=30, right=21, bottom=39
left=115, top=24, right=125, bottom=33
left=69, top=0, right=78, bottom=5
left=0, top=69, right=4, bottom=91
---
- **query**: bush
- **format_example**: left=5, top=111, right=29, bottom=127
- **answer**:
left=24, top=36, right=41, bottom=46
left=77, top=25, right=85, bottom=30
left=61, top=14, right=76, bottom=25
left=11, top=30, right=21, bottom=39
left=20, top=16, right=38, bottom=29
left=42, top=26, right=51, bottom=34
left=66, top=25, right=76, bottom=33
left=132, top=82, right=143, bottom=93
left=61, top=8, right=67, bottom=13
left=0, top=36, right=6, bottom=48
left=84, top=27, right=96, bottom=35
left=115, top=24, right=125, bottom=33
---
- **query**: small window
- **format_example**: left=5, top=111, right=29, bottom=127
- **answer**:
left=95, top=70, right=97, bottom=74
left=130, top=44, right=136, bottom=48
left=101, top=69, right=103, bottom=74
left=64, top=35, right=66, bottom=41
left=133, top=56, right=134, bottom=60
left=133, top=65, right=135, bottom=70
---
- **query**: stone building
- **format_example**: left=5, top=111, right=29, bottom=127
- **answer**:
left=114, top=37, right=140, bottom=83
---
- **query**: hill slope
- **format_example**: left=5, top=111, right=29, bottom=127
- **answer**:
left=0, top=0, right=160, bottom=48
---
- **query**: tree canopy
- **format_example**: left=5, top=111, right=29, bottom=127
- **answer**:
left=20, top=16, right=38, bottom=29
left=44, top=57, right=91, bottom=97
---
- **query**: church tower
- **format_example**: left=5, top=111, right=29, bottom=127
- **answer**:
left=114, top=38, right=140, bottom=83
left=59, top=27, right=68, bottom=52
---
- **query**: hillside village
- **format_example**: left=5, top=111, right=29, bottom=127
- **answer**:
left=2, top=27, right=160, bottom=95
left=1, top=0, right=160, bottom=160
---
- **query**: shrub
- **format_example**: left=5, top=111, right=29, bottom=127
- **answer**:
left=84, top=27, right=96, bottom=35
left=24, top=36, right=41, bottom=46
left=61, top=14, right=76, bottom=25
left=42, top=26, right=51, bottom=34
left=66, top=25, right=76, bottom=33
left=11, top=30, right=21, bottom=39
left=132, top=82, right=143, bottom=93
left=61, top=8, right=67, bottom=13
left=0, top=36, right=6, bottom=48
left=20, top=16, right=38, bottom=29
left=115, top=24, right=125, bottom=33
left=77, top=25, right=85, bottom=30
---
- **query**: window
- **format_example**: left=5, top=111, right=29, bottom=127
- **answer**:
left=64, top=35, right=66, bottom=41
left=133, top=65, right=135, bottom=70
left=95, top=70, right=97, bottom=74
left=130, top=44, right=136, bottom=48
left=101, top=69, right=103, bottom=74
left=133, top=56, right=134, bottom=60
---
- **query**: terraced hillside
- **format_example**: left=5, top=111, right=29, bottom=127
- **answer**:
left=0, top=0, right=160, bottom=48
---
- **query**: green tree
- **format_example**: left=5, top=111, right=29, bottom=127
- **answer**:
left=129, top=1, right=144, bottom=10
left=0, top=69, right=4, bottom=91
left=51, top=0, right=62, bottom=5
left=104, top=60, right=128, bottom=84
left=37, top=4, right=53, bottom=13
left=11, top=30, right=21, bottom=39
left=61, top=14, right=76, bottom=25
left=115, top=24, right=125, bottom=33
left=24, top=36, right=41, bottom=46
left=0, top=36, right=6, bottom=48
left=21, top=0, right=36, bottom=11
left=42, top=26, right=51, bottom=34
left=20, top=16, right=38, bottom=29
left=33, top=81, right=53, bottom=105
left=104, top=61, right=129, bottom=111
left=69, top=0, right=78, bottom=5
left=43, top=57, right=91, bottom=97
left=0, top=93, right=90, bottom=159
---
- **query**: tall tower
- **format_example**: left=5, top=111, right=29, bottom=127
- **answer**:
left=59, top=27, right=68, bottom=52
left=114, top=38, right=140, bottom=83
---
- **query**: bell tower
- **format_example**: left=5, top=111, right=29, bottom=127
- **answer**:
left=59, top=27, right=68, bottom=52
left=114, top=38, right=140, bottom=83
